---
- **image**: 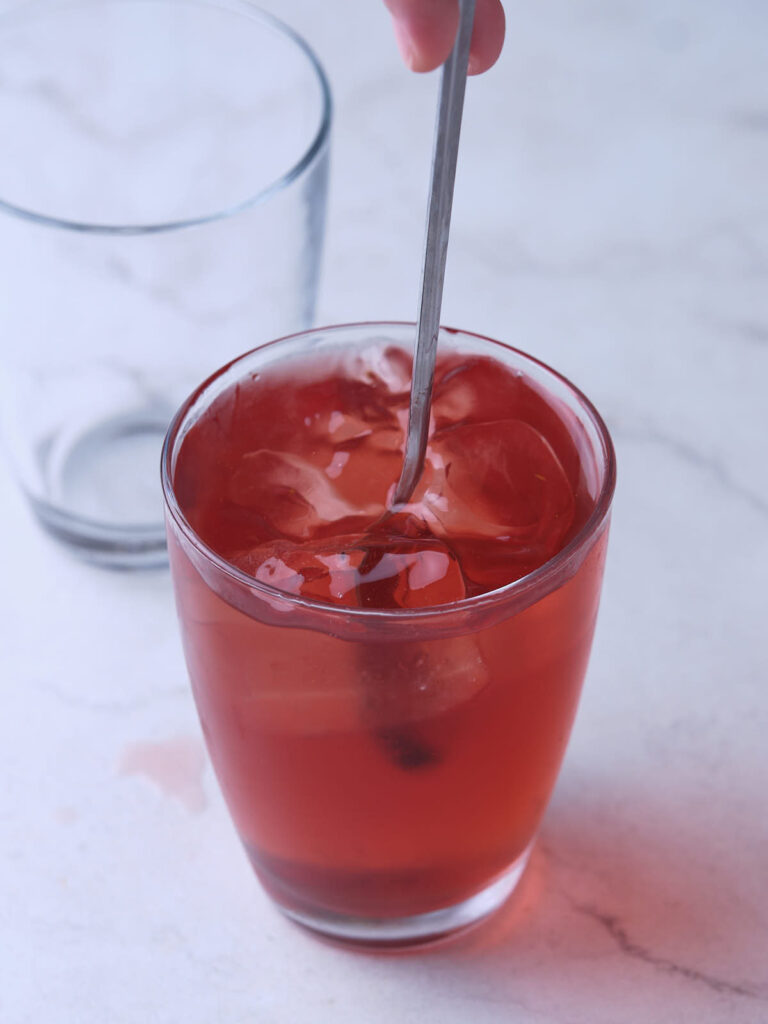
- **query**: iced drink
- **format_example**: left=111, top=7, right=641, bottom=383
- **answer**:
left=162, top=323, right=615, bottom=945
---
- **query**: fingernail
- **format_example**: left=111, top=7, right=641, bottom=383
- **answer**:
left=392, top=19, right=417, bottom=70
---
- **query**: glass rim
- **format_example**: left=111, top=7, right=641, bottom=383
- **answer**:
left=161, top=321, right=617, bottom=624
left=0, top=0, right=333, bottom=236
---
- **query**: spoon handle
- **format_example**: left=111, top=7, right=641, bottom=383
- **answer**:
left=392, top=0, right=476, bottom=506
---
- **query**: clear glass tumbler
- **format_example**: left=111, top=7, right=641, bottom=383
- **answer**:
left=0, top=0, right=331, bottom=567
left=162, top=323, right=616, bottom=947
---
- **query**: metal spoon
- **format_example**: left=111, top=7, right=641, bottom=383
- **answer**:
left=392, top=0, right=476, bottom=505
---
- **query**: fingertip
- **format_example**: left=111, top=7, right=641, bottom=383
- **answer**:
left=387, top=0, right=505, bottom=76
left=468, top=0, right=506, bottom=75
left=386, top=0, right=459, bottom=74
left=391, top=17, right=418, bottom=71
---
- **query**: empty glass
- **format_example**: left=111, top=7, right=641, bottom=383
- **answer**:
left=0, top=0, right=331, bottom=567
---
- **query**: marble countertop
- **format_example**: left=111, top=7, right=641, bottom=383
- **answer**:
left=2, top=0, right=767, bottom=1021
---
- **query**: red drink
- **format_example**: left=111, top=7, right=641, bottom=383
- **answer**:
left=163, top=324, right=615, bottom=944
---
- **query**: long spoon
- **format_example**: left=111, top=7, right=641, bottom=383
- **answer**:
left=392, top=0, right=476, bottom=505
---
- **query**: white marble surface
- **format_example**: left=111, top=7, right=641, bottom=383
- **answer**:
left=2, top=1, right=767, bottom=1021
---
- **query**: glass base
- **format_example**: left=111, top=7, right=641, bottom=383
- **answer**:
left=277, top=843, right=533, bottom=949
left=30, top=497, right=167, bottom=569
left=28, top=408, right=170, bottom=569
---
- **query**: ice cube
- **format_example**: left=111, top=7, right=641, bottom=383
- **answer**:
left=358, top=631, right=490, bottom=768
left=359, top=634, right=489, bottom=725
left=302, top=346, right=409, bottom=443
left=232, top=530, right=466, bottom=610
left=293, top=361, right=408, bottom=513
left=325, top=426, right=404, bottom=513
left=344, top=343, right=413, bottom=400
left=411, top=418, right=576, bottom=590
left=227, top=449, right=382, bottom=541
left=431, top=354, right=525, bottom=431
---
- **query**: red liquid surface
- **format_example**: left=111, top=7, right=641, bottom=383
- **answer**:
left=170, top=345, right=608, bottom=919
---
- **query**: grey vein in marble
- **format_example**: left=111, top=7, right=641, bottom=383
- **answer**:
left=729, top=110, right=768, bottom=134
left=2, top=73, right=278, bottom=155
left=573, top=902, right=765, bottom=1002
left=103, top=255, right=244, bottom=327
left=719, top=319, right=768, bottom=346
left=610, top=422, right=768, bottom=518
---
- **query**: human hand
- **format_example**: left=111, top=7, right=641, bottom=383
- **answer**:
left=384, top=0, right=505, bottom=75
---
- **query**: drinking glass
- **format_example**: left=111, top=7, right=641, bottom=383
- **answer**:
left=0, top=0, right=331, bottom=567
left=161, top=323, right=616, bottom=947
